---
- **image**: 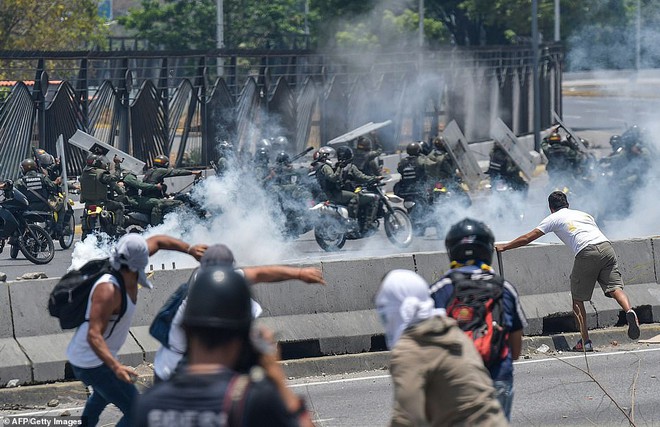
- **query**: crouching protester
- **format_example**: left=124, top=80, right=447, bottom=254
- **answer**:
left=134, top=266, right=313, bottom=427
left=376, top=269, right=508, bottom=427
left=65, top=234, right=207, bottom=427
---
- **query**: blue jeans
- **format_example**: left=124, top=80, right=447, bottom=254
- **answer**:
left=493, top=378, right=514, bottom=421
left=72, top=364, right=138, bottom=427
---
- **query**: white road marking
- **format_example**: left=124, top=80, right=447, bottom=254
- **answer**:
left=5, top=347, right=660, bottom=417
left=563, top=115, right=581, bottom=119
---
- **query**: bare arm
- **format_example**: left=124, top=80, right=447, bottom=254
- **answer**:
left=86, top=282, right=136, bottom=383
left=495, top=228, right=544, bottom=252
left=243, top=266, right=325, bottom=285
left=508, top=329, right=523, bottom=360
left=145, top=235, right=207, bottom=260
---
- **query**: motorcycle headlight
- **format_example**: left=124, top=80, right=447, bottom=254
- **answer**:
left=403, top=201, right=415, bottom=209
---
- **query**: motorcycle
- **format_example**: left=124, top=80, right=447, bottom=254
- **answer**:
left=312, top=181, right=413, bottom=252
left=0, top=181, right=55, bottom=264
left=401, top=181, right=471, bottom=237
left=21, top=193, right=76, bottom=251
left=81, top=203, right=121, bottom=240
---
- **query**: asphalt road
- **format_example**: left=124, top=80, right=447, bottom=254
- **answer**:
left=562, top=95, right=660, bottom=131
left=2, top=343, right=659, bottom=426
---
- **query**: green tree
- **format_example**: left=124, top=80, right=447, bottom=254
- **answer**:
left=0, top=0, right=108, bottom=51
left=119, top=0, right=317, bottom=50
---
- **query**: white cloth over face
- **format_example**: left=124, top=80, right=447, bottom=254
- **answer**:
left=375, top=269, right=445, bottom=349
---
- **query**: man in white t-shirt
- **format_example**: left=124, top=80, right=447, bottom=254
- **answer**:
left=495, top=191, right=639, bottom=352
left=66, top=234, right=207, bottom=426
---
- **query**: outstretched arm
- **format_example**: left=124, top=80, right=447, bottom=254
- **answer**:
left=243, top=266, right=325, bottom=285
left=495, top=228, right=544, bottom=252
left=145, top=235, right=207, bottom=260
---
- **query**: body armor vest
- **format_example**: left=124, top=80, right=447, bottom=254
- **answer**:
left=80, top=168, right=109, bottom=203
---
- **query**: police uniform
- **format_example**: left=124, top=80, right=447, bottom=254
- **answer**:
left=79, top=165, right=126, bottom=230
left=487, top=147, right=528, bottom=193
left=15, top=170, right=58, bottom=212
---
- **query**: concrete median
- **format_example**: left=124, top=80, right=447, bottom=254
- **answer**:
left=0, top=237, right=658, bottom=386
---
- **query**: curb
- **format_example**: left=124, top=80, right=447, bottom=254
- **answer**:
left=1, top=325, right=658, bottom=411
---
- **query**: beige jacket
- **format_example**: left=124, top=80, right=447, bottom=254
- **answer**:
left=389, top=316, right=508, bottom=427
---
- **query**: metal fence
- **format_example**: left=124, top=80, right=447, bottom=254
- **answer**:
left=0, top=44, right=562, bottom=179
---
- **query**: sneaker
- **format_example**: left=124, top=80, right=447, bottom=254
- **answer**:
left=626, top=310, right=640, bottom=340
left=572, top=339, right=593, bottom=352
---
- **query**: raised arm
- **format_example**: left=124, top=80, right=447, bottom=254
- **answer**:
left=495, top=228, right=544, bottom=252
left=243, top=266, right=325, bottom=285
left=145, top=235, right=207, bottom=260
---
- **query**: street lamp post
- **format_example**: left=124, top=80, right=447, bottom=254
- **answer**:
left=532, top=0, right=541, bottom=152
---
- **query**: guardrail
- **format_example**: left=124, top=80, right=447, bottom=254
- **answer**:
left=1, top=237, right=658, bottom=386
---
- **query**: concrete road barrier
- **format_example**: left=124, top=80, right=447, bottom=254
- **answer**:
left=0, top=237, right=659, bottom=386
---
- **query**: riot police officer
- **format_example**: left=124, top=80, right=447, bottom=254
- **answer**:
left=142, top=155, right=200, bottom=198
left=487, top=145, right=528, bottom=193
left=353, top=136, right=382, bottom=176
left=79, top=154, right=126, bottom=234
left=395, top=142, right=437, bottom=197
left=426, top=136, right=458, bottom=183
left=336, top=146, right=382, bottom=230
left=310, top=146, right=360, bottom=217
left=15, top=158, right=66, bottom=232
left=541, top=132, right=586, bottom=183
left=213, top=140, right=234, bottom=177
left=34, top=149, right=62, bottom=182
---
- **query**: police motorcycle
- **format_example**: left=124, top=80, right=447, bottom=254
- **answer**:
left=312, top=177, right=413, bottom=252
left=124, top=172, right=207, bottom=234
left=22, top=192, right=76, bottom=251
left=266, top=147, right=317, bottom=239
left=0, top=181, right=55, bottom=264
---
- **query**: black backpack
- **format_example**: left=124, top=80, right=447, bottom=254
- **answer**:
left=48, top=258, right=127, bottom=336
left=149, top=282, right=189, bottom=349
left=445, top=271, right=509, bottom=368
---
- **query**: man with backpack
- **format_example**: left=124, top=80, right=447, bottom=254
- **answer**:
left=151, top=243, right=325, bottom=382
left=495, top=191, right=640, bottom=352
left=134, top=266, right=312, bottom=427
left=430, top=218, right=527, bottom=420
left=63, top=234, right=207, bottom=427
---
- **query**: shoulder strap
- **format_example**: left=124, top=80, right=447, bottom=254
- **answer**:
left=223, top=373, right=251, bottom=427
left=26, top=187, right=51, bottom=205
left=104, top=270, right=128, bottom=339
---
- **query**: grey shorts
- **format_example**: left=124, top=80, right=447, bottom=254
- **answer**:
left=570, top=241, right=624, bottom=302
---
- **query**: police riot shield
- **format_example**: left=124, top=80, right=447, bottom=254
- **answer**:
left=552, top=112, right=589, bottom=154
left=327, top=120, right=392, bottom=146
left=490, top=118, right=536, bottom=182
left=55, top=134, right=68, bottom=197
left=69, top=130, right=146, bottom=175
left=441, top=120, right=485, bottom=191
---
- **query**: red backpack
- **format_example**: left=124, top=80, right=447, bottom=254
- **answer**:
left=446, top=271, right=509, bottom=367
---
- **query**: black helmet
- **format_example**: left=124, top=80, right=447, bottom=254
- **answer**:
left=548, top=133, right=561, bottom=144
left=35, top=149, right=54, bottom=167
left=406, top=142, right=421, bottom=156
left=275, top=151, right=291, bottom=165
left=445, top=218, right=495, bottom=265
left=433, top=136, right=446, bottom=150
left=20, top=158, right=38, bottom=174
left=356, top=136, right=372, bottom=151
left=254, top=147, right=270, bottom=164
left=153, top=155, right=170, bottom=168
left=337, top=146, right=354, bottom=162
left=85, top=154, right=108, bottom=169
left=313, top=146, right=336, bottom=162
left=183, top=266, right=252, bottom=332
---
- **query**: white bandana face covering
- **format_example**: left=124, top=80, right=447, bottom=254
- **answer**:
left=375, top=269, right=445, bottom=349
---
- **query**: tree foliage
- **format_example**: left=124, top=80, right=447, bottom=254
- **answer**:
left=0, top=0, right=108, bottom=51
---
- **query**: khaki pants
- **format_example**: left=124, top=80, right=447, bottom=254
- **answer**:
left=571, top=241, right=624, bottom=301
